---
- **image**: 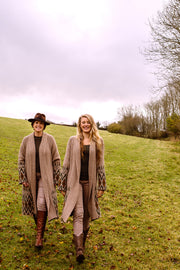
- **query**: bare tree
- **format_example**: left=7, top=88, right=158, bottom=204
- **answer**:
left=144, top=100, right=163, bottom=137
left=117, top=105, right=143, bottom=136
left=145, top=0, right=180, bottom=89
left=160, top=92, right=171, bottom=130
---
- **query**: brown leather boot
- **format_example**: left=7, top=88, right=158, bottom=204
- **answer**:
left=83, top=227, right=90, bottom=249
left=35, top=211, right=47, bottom=249
left=73, top=233, right=85, bottom=263
left=33, top=214, right=37, bottom=225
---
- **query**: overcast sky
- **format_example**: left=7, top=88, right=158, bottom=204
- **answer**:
left=0, top=0, right=168, bottom=124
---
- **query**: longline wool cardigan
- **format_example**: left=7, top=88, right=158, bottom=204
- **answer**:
left=59, top=136, right=106, bottom=222
left=18, top=132, right=61, bottom=221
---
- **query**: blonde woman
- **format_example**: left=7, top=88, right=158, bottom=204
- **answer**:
left=59, top=114, right=106, bottom=263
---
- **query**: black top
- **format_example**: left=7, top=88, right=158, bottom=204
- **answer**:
left=34, top=136, right=42, bottom=173
left=80, top=145, right=90, bottom=181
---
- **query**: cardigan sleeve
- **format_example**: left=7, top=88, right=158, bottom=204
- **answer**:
left=18, top=138, right=28, bottom=184
left=51, top=135, right=61, bottom=162
left=58, top=137, right=72, bottom=192
left=97, top=138, right=107, bottom=191
left=53, top=159, right=61, bottom=186
left=50, top=135, right=61, bottom=186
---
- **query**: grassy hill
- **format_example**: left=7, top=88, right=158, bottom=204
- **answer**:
left=0, top=116, right=180, bottom=270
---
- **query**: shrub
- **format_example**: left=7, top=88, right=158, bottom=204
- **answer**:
left=107, top=122, right=123, bottom=134
left=166, top=113, right=180, bottom=138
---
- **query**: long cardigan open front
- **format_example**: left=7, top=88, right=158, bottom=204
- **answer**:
left=18, top=132, right=60, bottom=221
left=59, top=136, right=106, bottom=222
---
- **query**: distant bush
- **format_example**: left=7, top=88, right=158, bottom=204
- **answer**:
left=159, top=130, right=168, bottom=138
left=166, top=113, right=180, bottom=138
left=107, top=122, right=123, bottom=134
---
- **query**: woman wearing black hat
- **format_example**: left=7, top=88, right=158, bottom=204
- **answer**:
left=18, top=113, right=61, bottom=249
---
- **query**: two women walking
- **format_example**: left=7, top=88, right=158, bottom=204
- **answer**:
left=18, top=113, right=106, bottom=263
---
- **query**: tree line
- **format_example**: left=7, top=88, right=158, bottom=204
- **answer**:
left=107, top=0, right=180, bottom=139
left=107, top=85, right=180, bottom=139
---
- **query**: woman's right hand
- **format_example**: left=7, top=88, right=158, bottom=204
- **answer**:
left=22, top=182, right=29, bottom=187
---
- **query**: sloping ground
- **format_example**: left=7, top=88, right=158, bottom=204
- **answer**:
left=0, top=117, right=179, bottom=269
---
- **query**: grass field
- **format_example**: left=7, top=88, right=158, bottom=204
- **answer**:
left=0, top=116, right=180, bottom=270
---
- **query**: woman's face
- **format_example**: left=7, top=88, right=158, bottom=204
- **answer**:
left=80, top=117, right=91, bottom=134
left=33, top=121, right=44, bottom=134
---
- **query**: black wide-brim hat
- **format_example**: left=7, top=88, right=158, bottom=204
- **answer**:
left=28, top=113, right=50, bottom=125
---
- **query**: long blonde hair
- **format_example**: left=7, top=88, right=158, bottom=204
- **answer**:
left=77, top=114, right=102, bottom=161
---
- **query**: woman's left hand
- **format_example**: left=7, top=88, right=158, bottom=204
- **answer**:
left=60, top=191, right=66, bottom=197
left=97, top=190, right=104, bottom=198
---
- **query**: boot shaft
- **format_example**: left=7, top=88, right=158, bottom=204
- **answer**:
left=35, top=211, right=47, bottom=249
left=73, top=233, right=85, bottom=263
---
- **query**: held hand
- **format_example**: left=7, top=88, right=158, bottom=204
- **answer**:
left=97, top=190, right=104, bottom=198
left=23, top=182, right=29, bottom=188
left=60, top=191, right=66, bottom=197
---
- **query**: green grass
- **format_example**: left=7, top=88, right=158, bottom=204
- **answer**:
left=0, top=116, right=180, bottom=270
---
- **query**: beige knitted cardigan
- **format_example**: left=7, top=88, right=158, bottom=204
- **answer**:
left=18, top=132, right=60, bottom=221
left=59, top=136, right=106, bottom=222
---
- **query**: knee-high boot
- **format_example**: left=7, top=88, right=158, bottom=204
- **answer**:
left=83, top=227, right=90, bottom=250
left=73, top=233, right=85, bottom=263
left=33, top=214, right=37, bottom=225
left=35, top=211, right=47, bottom=249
